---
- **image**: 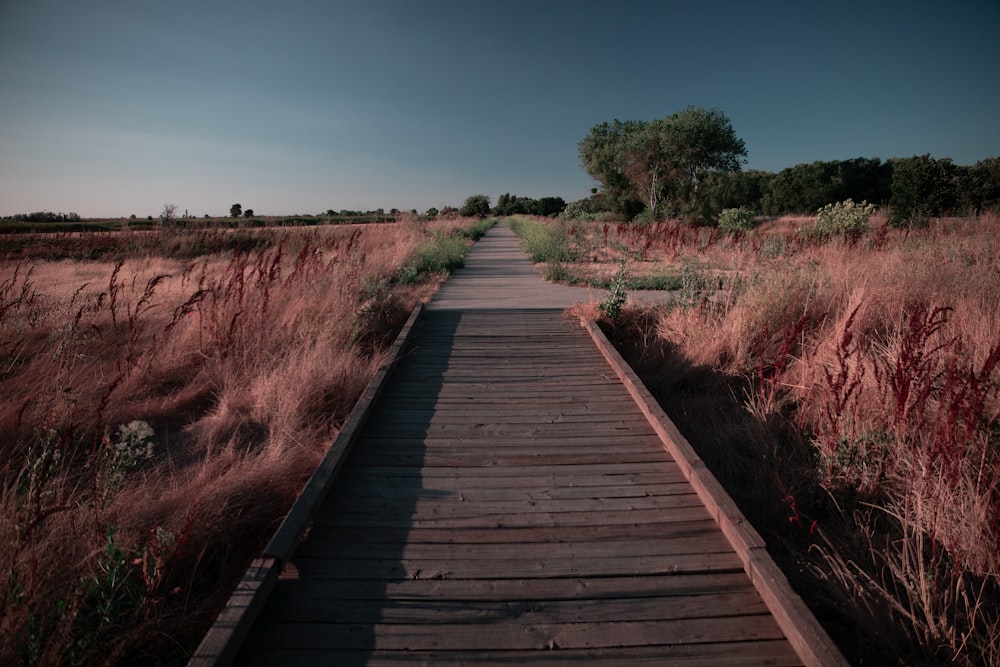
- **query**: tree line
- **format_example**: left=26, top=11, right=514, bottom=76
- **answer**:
left=579, top=106, right=1000, bottom=226
left=2, top=211, right=82, bottom=222
left=459, top=194, right=567, bottom=218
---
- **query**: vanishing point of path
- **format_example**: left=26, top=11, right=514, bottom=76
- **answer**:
left=193, top=222, right=845, bottom=665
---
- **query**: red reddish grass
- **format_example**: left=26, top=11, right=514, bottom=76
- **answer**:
left=576, top=212, right=1000, bottom=666
left=0, top=219, right=478, bottom=666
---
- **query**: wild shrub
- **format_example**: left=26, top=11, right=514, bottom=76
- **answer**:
left=809, top=199, right=876, bottom=240
left=598, top=257, right=628, bottom=320
left=508, top=217, right=576, bottom=263
left=717, top=207, right=754, bottom=234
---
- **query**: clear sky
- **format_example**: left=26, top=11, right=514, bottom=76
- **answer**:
left=1, top=0, right=997, bottom=218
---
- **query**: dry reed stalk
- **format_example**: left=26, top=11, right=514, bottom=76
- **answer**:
left=0, top=219, right=482, bottom=665
left=578, top=212, right=1000, bottom=665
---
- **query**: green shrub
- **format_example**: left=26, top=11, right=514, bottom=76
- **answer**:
left=717, top=207, right=754, bottom=234
left=811, top=199, right=876, bottom=239
left=398, top=235, right=469, bottom=284
left=460, top=217, right=496, bottom=241
left=599, top=258, right=628, bottom=320
left=508, top=217, right=576, bottom=263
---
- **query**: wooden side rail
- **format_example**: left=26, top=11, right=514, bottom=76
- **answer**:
left=187, top=303, right=425, bottom=667
left=581, top=317, right=848, bottom=667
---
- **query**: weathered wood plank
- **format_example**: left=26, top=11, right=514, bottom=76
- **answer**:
left=241, top=640, right=804, bottom=667
left=316, top=505, right=715, bottom=529
left=302, top=519, right=723, bottom=546
left=245, top=614, right=786, bottom=651
left=260, top=589, right=771, bottom=624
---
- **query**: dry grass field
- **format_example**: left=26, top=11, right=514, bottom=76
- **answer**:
left=515, top=212, right=1000, bottom=666
left=0, top=217, right=491, bottom=666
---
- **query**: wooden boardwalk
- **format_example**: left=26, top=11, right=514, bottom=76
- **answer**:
left=191, top=223, right=845, bottom=666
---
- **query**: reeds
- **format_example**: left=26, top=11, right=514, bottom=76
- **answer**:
left=581, top=211, right=1000, bottom=665
left=0, top=219, right=483, bottom=665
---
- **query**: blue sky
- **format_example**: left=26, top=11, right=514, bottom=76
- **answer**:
left=1, top=0, right=997, bottom=218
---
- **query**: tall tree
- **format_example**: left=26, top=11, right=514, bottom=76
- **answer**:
left=459, top=194, right=491, bottom=218
left=659, top=106, right=746, bottom=217
left=578, top=119, right=645, bottom=218
left=889, top=155, right=957, bottom=226
left=579, top=107, right=746, bottom=221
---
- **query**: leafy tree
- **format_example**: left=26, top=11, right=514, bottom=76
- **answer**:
left=658, top=106, right=746, bottom=218
left=534, top=196, right=567, bottom=217
left=459, top=194, right=491, bottom=218
left=425, top=207, right=439, bottom=218
left=701, top=169, right=773, bottom=215
left=578, top=119, right=645, bottom=219
left=579, top=107, right=746, bottom=221
left=243, top=209, right=254, bottom=218
left=960, top=157, right=1000, bottom=214
left=230, top=203, right=242, bottom=218
left=889, top=155, right=957, bottom=226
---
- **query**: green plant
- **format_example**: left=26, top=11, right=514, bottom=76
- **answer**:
left=108, top=421, right=154, bottom=488
left=811, top=199, right=876, bottom=239
left=599, top=258, right=628, bottom=320
left=508, top=217, right=576, bottom=264
left=398, top=235, right=469, bottom=284
left=718, top=207, right=754, bottom=234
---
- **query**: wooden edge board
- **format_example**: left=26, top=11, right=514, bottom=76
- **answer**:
left=579, top=316, right=849, bottom=667
left=265, top=302, right=425, bottom=561
left=186, top=558, right=279, bottom=667
left=186, top=303, right=425, bottom=667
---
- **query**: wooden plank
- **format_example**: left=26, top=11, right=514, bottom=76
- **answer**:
left=340, top=469, right=687, bottom=488
left=303, top=519, right=722, bottom=546
left=330, top=480, right=697, bottom=501
left=344, top=461, right=682, bottom=477
left=243, top=614, right=785, bottom=651
left=260, top=589, right=771, bottom=624
left=267, top=571, right=757, bottom=602
left=316, top=506, right=715, bottom=529
left=240, top=640, right=804, bottom=667
left=345, top=450, right=672, bottom=468
left=327, top=492, right=707, bottom=516
left=295, top=533, right=733, bottom=562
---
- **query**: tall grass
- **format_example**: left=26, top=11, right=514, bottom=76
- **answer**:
left=571, top=212, right=1000, bottom=665
left=0, top=218, right=485, bottom=666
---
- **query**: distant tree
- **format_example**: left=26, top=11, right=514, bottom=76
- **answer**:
left=960, top=157, right=1000, bottom=214
left=161, top=203, right=177, bottom=223
left=534, top=197, right=567, bottom=217
left=230, top=203, right=242, bottom=218
left=243, top=209, right=254, bottom=218
left=580, top=107, right=746, bottom=221
left=460, top=194, right=491, bottom=218
left=889, top=155, right=958, bottom=226
left=425, top=207, right=439, bottom=218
